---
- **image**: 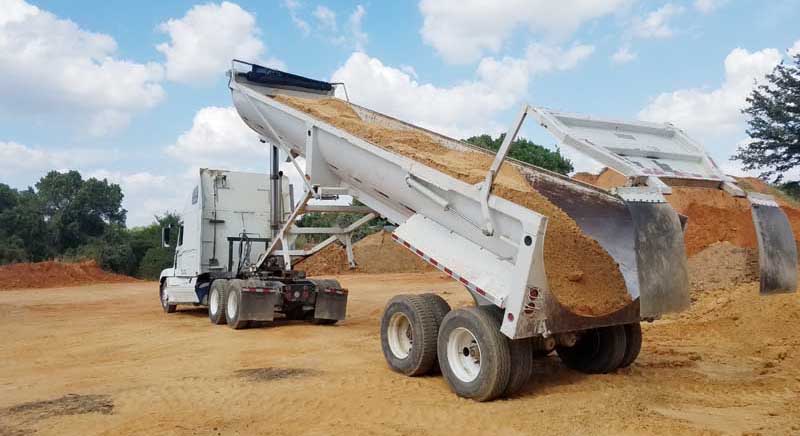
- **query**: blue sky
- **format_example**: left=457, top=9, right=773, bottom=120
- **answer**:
left=1, top=0, right=799, bottom=226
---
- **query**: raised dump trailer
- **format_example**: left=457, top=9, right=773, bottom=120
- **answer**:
left=158, top=168, right=349, bottom=327
left=226, top=61, right=702, bottom=401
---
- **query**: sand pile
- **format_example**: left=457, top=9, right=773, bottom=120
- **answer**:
left=666, top=187, right=758, bottom=256
left=0, top=260, right=134, bottom=290
left=277, top=96, right=630, bottom=316
left=296, top=231, right=434, bottom=276
left=687, top=242, right=758, bottom=292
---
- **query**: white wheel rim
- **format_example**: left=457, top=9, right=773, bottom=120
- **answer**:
left=161, top=288, right=168, bottom=306
left=227, top=290, right=238, bottom=318
left=447, top=327, right=481, bottom=383
left=387, top=312, right=413, bottom=359
left=210, top=288, right=219, bottom=315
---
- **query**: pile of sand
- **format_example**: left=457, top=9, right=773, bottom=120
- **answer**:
left=666, top=187, right=758, bottom=256
left=296, top=231, right=434, bottom=276
left=687, top=242, right=758, bottom=292
left=277, top=96, right=630, bottom=316
left=0, top=260, right=134, bottom=290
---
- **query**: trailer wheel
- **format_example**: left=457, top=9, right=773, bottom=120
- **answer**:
left=504, top=337, right=534, bottom=397
left=619, top=323, right=642, bottom=368
left=556, top=326, right=626, bottom=374
left=224, top=280, right=249, bottom=330
left=420, top=293, right=451, bottom=373
left=437, top=306, right=511, bottom=402
left=160, top=281, right=176, bottom=313
left=208, top=280, right=227, bottom=324
left=380, top=295, right=439, bottom=376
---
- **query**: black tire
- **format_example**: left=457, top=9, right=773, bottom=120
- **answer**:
left=556, top=325, right=627, bottom=374
left=420, top=293, right=451, bottom=325
left=224, top=280, right=249, bottom=330
left=160, top=281, right=176, bottom=314
left=504, top=337, right=534, bottom=397
left=437, top=306, right=511, bottom=402
left=420, top=293, right=451, bottom=373
left=619, top=323, right=642, bottom=368
left=208, top=280, right=227, bottom=324
left=380, top=294, right=439, bottom=376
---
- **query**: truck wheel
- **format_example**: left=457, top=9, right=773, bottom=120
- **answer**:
left=160, top=281, right=176, bottom=314
left=224, top=280, right=249, bottom=330
left=437, top=306, right=511, bottom=402
left=208, top=280, right=227, bottom=325
left=556, top=325, right=626, bottom=374
left=619, top=323, right=642, bottom=368
left=504, top=337, right=534, bottom=397
left=420, top=293, right=451, bottom=373
left=380, top=295, right=439, bottom=376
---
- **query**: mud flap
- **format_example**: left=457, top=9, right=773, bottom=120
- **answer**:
left=314, top=289, right=348, bottom=321
left=749, top=194, right=798, bottom=294
left=617, top=188, right=690, bottom=317
left=240, top=291, right=280, bottom=321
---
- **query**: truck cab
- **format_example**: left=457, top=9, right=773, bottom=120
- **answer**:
left=159, top=168, right=292, bottom=310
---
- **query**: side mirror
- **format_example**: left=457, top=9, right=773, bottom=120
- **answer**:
left=161, top=225, right=171, bottom=248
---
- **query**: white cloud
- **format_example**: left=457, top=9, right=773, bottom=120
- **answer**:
left=331, top=46, right=593, bottom=138
left=638, top=46, right=785, bottom=168
left=418, top=0, right=627, bottom=64
left=611, top=46, right=637, bottom=64
left=0, top=141, right=115, bottom=179
left=166, top=106, right=265, bottom=168
left=639, top=47, right=782, bottom=137
left=694, top=0, right=727, bottom=14
left=0, top=0, right=164, bottom=136
left=285, top=0, right=310, bottom=36
left=789, top=40, right=800, bottom=57
left=156, top=2, right=280, bottom=83
left=88, top=169, right=183, bottom=226
left=632, top=3, right=685, bottom=39
left=313, top=5, right=337, bottom=31
left=165, top=106, right=305, bottom=198
left=348, top=5, right=368, bottom=52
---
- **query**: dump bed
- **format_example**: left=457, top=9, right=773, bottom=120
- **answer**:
left=228, top=62, right=691, bottom=338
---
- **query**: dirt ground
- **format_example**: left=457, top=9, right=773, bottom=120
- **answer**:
left=1, top=274, right=798, bottom=436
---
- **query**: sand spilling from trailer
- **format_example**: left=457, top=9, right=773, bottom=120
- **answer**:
left=276, top=96, right=630, bottom=316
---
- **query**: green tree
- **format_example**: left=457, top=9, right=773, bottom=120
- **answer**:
left=35, top=170, right=127, bottom=251
left=734, top=53, right=800, bottom=183
left=129, top=212, right=180, bottom=279
left=464, top=134, right=574, bottom=175
left=0, top=188, right=52, bottom=262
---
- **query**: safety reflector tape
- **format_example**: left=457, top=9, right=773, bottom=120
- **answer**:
left=390, top=233, right=496, bottom=304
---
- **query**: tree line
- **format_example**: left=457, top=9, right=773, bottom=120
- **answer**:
left=0, top=170, right=179, bottom=279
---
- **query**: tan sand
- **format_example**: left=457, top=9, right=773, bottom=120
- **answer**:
left=276, top=96, right=630, bottom=317
left=0, top=276, right=798, bottom=435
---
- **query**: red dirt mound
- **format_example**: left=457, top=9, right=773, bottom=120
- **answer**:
left=0, top=261, right=135, bottom=290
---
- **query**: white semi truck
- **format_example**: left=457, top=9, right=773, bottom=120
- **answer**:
left=158, top=168, right=352, bottom=327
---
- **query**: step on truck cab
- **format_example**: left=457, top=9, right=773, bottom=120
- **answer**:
left=158, top=168, right=348, bottom=327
